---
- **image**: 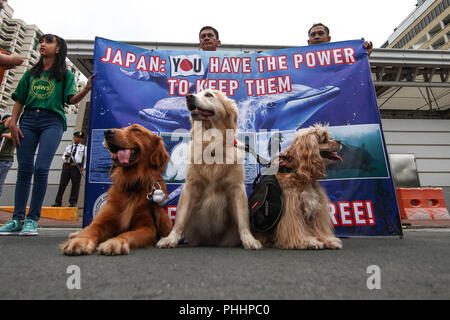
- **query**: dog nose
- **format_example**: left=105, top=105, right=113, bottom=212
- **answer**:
left=186, top=94, right=196, bottom=110
left=104, top=129, right=115, bottom=138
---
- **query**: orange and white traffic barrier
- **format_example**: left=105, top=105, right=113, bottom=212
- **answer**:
left=396, top=188, right=450, bottom=220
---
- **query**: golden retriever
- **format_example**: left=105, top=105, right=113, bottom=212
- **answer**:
left=256, top=124, right=343, bottom=250
left=61, top=124, right=172, bottom=255
left=157, top=90, right=262, bottom=250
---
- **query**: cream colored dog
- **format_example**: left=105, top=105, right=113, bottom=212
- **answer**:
left=157, top=90, right=262, bottom=250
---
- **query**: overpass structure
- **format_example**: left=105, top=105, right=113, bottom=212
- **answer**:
left=371, top=48, right=450, bottom=113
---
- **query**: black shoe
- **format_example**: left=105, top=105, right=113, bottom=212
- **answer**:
left=52, top=203, right=61, bottom=207
left=69, top=203, right=77, bottom=207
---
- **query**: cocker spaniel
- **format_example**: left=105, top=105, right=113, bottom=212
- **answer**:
left=256, top=124, right=343, bottom=250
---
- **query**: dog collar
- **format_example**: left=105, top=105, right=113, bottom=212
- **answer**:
left=279, top=153, right=293, bottom=163
left=226, top=139, right=238, bottom=148
left=278, top=165, right=297, bottom=174
left=127, top=181, right=142, bottom=193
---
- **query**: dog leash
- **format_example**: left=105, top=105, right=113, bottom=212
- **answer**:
left=234, top=140, right=272, bottom=167
left=237, top=142, right=299, bottom=179
left=235, top=140, right=297, bottom=174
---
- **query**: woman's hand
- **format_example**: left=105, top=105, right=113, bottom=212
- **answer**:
left=69, top=74, right=95, bottom=105
left=9, top=101, right=24, bottom=147
left=85, top=74, right=94, bottom=91
left=9, top=122, right=24, bottom=147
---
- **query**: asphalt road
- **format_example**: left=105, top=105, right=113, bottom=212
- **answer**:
left=0, top=228, right=449, bottom=300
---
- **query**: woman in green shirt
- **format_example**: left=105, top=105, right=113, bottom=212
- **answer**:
left=0, top=34, right=93, bottom=236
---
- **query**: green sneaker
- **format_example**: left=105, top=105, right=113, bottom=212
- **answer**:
left=0, top=219, right=23, bottom=235
left=20, top=219, right=38, bottom=236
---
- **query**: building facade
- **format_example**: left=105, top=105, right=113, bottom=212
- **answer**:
left=380, top=0, right=450, bottom=206
left=383, top=0, right=449, bottom=50
left=0, top=1, right=84, bottom=114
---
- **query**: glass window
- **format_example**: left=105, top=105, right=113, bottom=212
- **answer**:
left=431, top=36, right=445, bottom=49
left=443, top=14, right=450, bottom=26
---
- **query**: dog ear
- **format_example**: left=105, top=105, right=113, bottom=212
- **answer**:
left=230, top=101, right=238, bottom=127
left=295, top=132, right=326, bottom=182
left=150, top=136, right=170, bottom=171
left=222, top=96, right=239, bottom=129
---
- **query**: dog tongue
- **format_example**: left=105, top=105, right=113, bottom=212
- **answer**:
left=118, top=149, right=131, bottom=164
left=334, top=153, right=343, bottom=162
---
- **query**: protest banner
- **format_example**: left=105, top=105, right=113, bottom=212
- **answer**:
left=85, top=37, right=402, bottom=237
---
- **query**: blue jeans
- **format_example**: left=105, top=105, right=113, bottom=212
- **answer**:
left=13, top=109, right=63, bottom=221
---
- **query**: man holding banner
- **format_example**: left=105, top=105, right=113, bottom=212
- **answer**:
left=308, top=22, right=373, bottom=56
left=199, top=26, right=221, bottom=51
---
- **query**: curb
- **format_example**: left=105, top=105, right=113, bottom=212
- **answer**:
left=0, top=206, right=78, bottom=221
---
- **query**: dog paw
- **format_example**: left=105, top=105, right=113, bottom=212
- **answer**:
left=304, top=237, right=324, bottom=250
left=156, top=233, right=180, bottom=248
left=241, top=235, right=263, bottom=250
left=68, top=231, right=80, bottom=239
left=97, top=238, right=130, bottom=256
left=97, top=238, right=130, bottom=255
left=61, top=237, right=96, bottom=256
left=323, top=237, right=343, bottom=249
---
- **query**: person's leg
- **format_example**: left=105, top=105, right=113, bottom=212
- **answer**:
left=13, top=111, right=40, bottom=222
left=26, top=111, right=63, bottom=222
left=54, top=167, right=71, bottom=206
left=69, top=166, right=81, bottom=206
left=0, top=160, right=13, bottom=197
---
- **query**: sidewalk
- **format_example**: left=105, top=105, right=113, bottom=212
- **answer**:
left=401, top=219, right=450, bottom=229
left=0, top=210, right=82, bottom=228
left=2, top=209, right=450, bottom=230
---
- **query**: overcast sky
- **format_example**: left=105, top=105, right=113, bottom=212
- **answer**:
left=10, top=0, right=418, bottom=48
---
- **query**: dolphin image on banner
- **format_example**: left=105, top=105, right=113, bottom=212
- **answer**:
left=138, top=84, right=340, bottom=132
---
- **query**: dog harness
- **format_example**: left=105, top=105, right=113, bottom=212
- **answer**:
left=243, top=144, right=298, bottom=232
